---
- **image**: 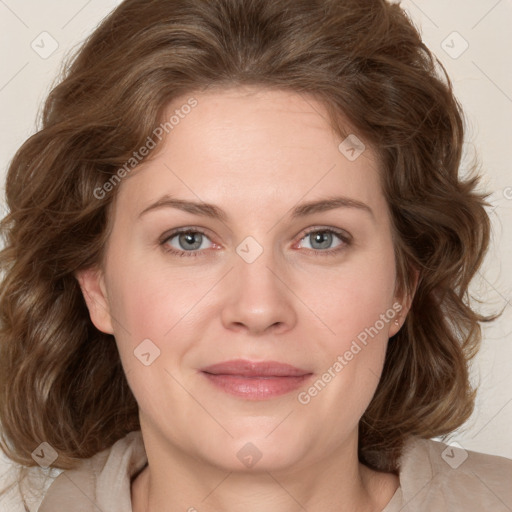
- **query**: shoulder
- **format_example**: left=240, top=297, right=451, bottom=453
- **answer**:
left=395, top=436, right=512, bottom=512
left=0, top=457, right=62, bottom=512
left=36, top=430, right=147, bottom=512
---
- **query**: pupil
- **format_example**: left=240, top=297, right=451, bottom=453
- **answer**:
left=180, top=232, right=202, bottom=250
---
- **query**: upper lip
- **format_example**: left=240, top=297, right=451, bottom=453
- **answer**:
left=200, top=359, right=312, bottom=377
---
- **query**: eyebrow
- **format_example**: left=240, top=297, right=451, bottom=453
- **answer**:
left=137, top=195, right=374, bottom=221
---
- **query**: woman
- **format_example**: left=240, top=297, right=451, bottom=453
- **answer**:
left=0, top=0, right=510, bottom=511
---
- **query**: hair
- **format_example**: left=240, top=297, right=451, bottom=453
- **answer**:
left=0, top=0, right=496, bottom=493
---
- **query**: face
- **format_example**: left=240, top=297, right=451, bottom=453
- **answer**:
left=78, top=86, right=408, bottom=473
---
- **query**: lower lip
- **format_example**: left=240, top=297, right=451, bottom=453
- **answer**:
left=202, top=373, right=312, bottom=400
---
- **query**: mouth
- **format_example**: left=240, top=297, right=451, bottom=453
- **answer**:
left=200, top=359, right=313, bottom=400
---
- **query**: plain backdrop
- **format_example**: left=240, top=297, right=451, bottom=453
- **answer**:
left=0, top=0, right=511, bottom=480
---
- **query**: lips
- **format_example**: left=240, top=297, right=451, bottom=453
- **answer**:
left=200, top=359, right=313, bottom=400
left=201, top=359, right=311, bottom=377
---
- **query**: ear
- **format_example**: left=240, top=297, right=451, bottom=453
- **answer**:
left=75, top=267, right=114, bottom=335
left=388, top=266, right=420, bottom=337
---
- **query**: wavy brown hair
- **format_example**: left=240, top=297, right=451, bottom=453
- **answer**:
left=0, top=0, right=494, bottom=490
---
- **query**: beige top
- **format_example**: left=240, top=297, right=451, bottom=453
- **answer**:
left=23, top=431, right=512, bottom=511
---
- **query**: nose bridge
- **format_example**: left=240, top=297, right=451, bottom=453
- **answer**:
left=220, top=236, right=296, bottom=333
left=234, top=238, right=283, bottom=302
left=237, top=228, right=293, bottom=286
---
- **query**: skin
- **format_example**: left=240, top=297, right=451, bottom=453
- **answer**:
left=77, top=86, right=414, bottom=512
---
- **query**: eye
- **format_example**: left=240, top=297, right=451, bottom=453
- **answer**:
left=161, top=229, right=214, bottom=256
left=159, top=227, right=351, bottom=258
left=296, top=228, right=351, bottom=255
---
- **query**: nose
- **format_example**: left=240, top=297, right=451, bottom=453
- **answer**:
left=220, top=249, right=297, bottom=336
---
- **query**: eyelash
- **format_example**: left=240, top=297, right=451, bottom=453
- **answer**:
left=159, top=227, right=351, bottom=258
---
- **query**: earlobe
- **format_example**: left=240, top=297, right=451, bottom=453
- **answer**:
left=75, top=267, right=114, bottom=335
left=388, top=307, right=404, bottom=338
left=389, top=267, right=420, bottom=337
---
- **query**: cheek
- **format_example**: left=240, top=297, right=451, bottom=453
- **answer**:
left=296, top=255, right=397, bottom=435
left=106, top=251, right=200, bottom=335
left=104, top=263, right=202, bottom=415
left=104, top=253, right=216, bottom=378
left=301, top=248, right=397, bottom=348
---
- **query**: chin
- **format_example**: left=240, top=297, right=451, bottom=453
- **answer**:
left=192, top=430, right=311, bottom=473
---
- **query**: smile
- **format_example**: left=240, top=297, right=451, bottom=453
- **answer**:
left=200, top=359, right=314, bottom=400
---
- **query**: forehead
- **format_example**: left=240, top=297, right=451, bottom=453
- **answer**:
left=115, top=87, right=385, bottom=219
